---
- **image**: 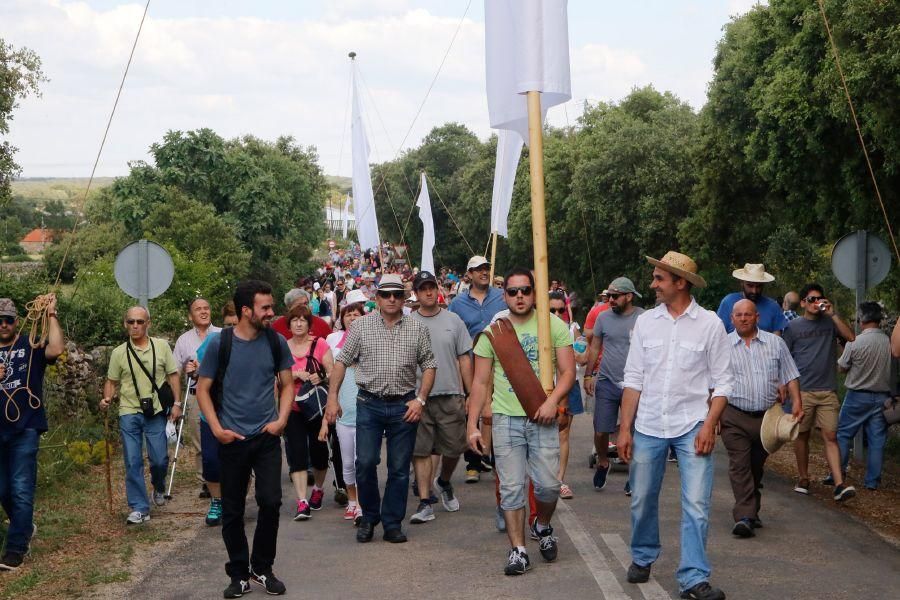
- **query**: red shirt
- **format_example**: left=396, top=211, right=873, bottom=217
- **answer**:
left=584, top=302, right=610, bottom=373
left=272, top=315, right=332, bottom=341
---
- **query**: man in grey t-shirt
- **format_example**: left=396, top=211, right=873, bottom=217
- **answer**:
left=409, top=271, right=473, bottom=523
left=584, top=277, right=644, bottom=492
left=782, top=283, right=856, bottom=500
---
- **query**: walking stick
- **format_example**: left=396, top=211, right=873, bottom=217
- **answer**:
left=104, top=408, right=113, bottom=514
left=164, top=377, right=193, bottom=499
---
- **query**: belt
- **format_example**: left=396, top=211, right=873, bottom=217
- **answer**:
left=729, top=404, right=767, bottom=418
left=358, top=389, right=415, bottom=403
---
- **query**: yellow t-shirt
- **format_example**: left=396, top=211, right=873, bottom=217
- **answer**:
left=107, top=337, right=178, bottom=416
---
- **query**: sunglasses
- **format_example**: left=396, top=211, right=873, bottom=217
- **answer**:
left=505, top=286, right=533, bottom=297
left=126, top=319, right=147, bottom=325
left=377, top=291, right=405, bottom=300
left=549, top=307, right=566, bottom=314
left=607, top=293, right=624, bottom=299
left=804, top=296, right=824, bottom=303
left=0, top=316, right=15, bottom=326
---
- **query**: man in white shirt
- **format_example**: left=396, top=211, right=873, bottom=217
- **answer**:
left=618, top=252, right=732, bottom=600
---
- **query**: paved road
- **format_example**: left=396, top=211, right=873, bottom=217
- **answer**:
left=135, top=416, right=900, bottom=599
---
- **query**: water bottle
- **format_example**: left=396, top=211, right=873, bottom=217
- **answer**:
left=573, top=336, right=587, bottom=354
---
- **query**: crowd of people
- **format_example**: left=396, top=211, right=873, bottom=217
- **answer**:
left=1, top=245, right=899, bottom=600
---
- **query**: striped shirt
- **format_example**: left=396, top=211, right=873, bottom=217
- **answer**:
left=337, top=312, right=437, bottom=396
left=727, top=328, right=800, bottom=412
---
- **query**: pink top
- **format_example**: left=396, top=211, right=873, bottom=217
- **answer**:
left=290, top=337, right=329, bottom=411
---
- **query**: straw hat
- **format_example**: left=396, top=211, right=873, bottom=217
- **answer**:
left=760, top=403, right=800, bottom=454
left=732, top=263, right=775, bottom=284
left=646, top=251, right=707, bottom=288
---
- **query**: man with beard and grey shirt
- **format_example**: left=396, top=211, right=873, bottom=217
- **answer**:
left=408, top=271, right=473, bottom=524
left=585, top=277, right=644, bottom=493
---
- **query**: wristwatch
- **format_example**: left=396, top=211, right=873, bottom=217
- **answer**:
left=174, top=401, right=183, bottom=408
left=415, top=396, right=426, bottom=407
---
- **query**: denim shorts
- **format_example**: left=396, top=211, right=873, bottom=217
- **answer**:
left=492, top=413, right=561, bottom=510
left=593, top=379, right=623, bottom=433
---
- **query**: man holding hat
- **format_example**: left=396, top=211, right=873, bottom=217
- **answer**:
left=325, top=273, right=437, bottom=544
left=723, top=299, right=802, bottom=538
left=618, top=251, right=732, bottom=600
left=408, top=271, right=473, bottom=524
left=0, top=296, right=64, bottom=571
left=584, top=277, right=644, bottom=493
left=716, top=263, right=788, bottom=335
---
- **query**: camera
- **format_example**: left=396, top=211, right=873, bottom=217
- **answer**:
left=818, top=301, right=828, bottom=311
left=140, top=396, right=155, bottom=417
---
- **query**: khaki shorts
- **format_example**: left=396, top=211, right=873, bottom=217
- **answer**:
left=413, top=394, right=467, bottom=459
left=799, top=391, right=839, bottom=433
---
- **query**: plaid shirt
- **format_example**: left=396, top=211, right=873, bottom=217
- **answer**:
left=783, top=309, right=800, bottom=322
left=338, top=312, right=437, bottom=396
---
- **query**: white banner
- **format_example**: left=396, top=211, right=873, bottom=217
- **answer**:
left=351, top=62, right=381, bottom=251
left=490, top=130, right=524, bottom=238
left=415, top=173, right=435, bottom=274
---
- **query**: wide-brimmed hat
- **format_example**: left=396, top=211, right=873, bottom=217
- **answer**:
left=732, top=263, right=775, bottom=284
left=646, top=251, right=707, bottom=288
left=377, top=274, right=405, bottom=292
left=344, top=289, right=368, bottom=305
left=760, top=403, right=800, bottom=454
left=607, top=277, right=642, bottom=299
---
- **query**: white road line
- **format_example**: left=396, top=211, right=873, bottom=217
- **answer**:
left=601, top=533, right=672, bottom=600
left=555, top=501, right=630, bottom=600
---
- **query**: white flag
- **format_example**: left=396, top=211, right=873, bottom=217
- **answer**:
left=484, top=0, right=572, bottom=143
left=490, top=130, right=524, bottom=238
left=341, top=195, right=351, bottom=238
left=415, top=173, right=435, bottom=274
left=351, top=62, right=381, bottom=251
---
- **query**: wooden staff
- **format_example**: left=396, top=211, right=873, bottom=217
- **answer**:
left=489, top=230, right=498, bottom=283
left=526, top=90, right=553, bottom=393
left=104, top=408, right=113, bottom=514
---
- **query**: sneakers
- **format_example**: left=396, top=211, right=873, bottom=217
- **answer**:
left=495, top=506, right=507, bottom=532
left=680, top=581, right=725, bottom=600
left=793, top=478, right=810, bottom=495
left=627, top=562, right=651, bottom=583
left=343, top=504, right=357, bottom=520
left=531, top=522, right=558, bottom=562
left=528, top=516, right=540, bottom=540
left=504, top=547, right=531, bottom=576
left=465, top=469, right=480, bottom=483
left=223, top=578, right=251, bottom=598
left=434, top=477, right=460, bottom=512
left=822, top=473, right=835, bottom=486
left=250, top=568, right=286, bottom=595
left=559, top=483, right=574, bottom=499
left=667, top=448, right=678, bottom=462
left=410, top=500, right=435, bottom=524
left=624, top=480, right=632, bottom=496
left=731, top=518, right=754, bottom=538
left=126, top=511, right=149, bottom=525
left=353, top=506, right=363, bottom=526
left=0, top=552, right=24, bottom=571
left=152, top=490, right=167, bottom=507
left=293, top=499, right=311, bottom=521
left=309, top=487, right=324, bottom=511
left=834, top=484, right=856, bottom=502
left=479, top=456, right=494, bottom=472
left=593, top=463, right=609, bottom=490
left=750, top=518, right=763, bottom=529
left=206, top=498, right=223, bottom=526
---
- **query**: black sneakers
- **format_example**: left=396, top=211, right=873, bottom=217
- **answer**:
left=223, top=578, right=251, bottom=598
left=504, top=548, right=531, bottom=576
left=0, top=551, right=24, bottom=572
left=250, top=569, right=286, bottom=595
left=731, top=518, right=755, bottom=538
left=834, top=484, right=857, bottom=502
left=627, top=562, right=651, bottom=583
left=680, top=581, right=726, bottom=600
left=534, top=524, right=559, bottom=562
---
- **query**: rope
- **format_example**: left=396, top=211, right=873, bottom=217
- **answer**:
left=426, top=173, right=475, bottom=256
left=816, top=0, right=900, bottom=264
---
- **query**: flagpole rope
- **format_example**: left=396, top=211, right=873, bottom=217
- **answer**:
left=426, top=173, right=475, bottom=256
left=563, top=103, right=598, bottom=297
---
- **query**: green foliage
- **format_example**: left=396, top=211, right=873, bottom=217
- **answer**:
left=43, top=222, right=127, bottom=283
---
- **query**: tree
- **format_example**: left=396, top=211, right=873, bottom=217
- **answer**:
left=0, top=39, right=47, bottom=204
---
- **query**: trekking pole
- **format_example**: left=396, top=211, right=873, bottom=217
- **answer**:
left=164, top=377, right=192, bottom=499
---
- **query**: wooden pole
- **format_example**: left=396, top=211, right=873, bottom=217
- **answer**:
left=489, top=230, right=498, bottom=283
left=526, top=90, right=554, bottom=393
left=104, top=410, right=113, bottom=514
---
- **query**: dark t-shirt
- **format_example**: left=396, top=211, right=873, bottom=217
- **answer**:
left=782, top=316, right=838, bottom=391
left=199, top=329, right=293, bottom=437
left=1, top=336, right=52, bottom=433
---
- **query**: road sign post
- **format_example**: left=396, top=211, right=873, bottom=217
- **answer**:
left=114, top=240, right=175, bottom=308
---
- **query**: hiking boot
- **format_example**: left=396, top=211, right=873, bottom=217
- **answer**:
left=627, top=562, right=651, bottom=583
left=834, top=484, right=856, bottom=502
left=250, top=568, right=286, bottom=595
left=309, top=487, right=325, bottom=511
left=334, top=487, right=349, bottom=506
left=465, top=469, right=480, bottom=483
left=206, top=498, right=223, bottom=526
left=680, top=581, right=726, bottom=600
left=152, top=490, right=167, bottom=507
left=504, top=547, right=531, bottom=576
left=223, top=578, right=251, bottom=598
left=293, top=499, right=311, bottom=521
left=731, top=518, right=754, bottom=538
left=126, top=511, right=149, bottom=525
left=534, top=523, right=559, bottom=562
left=593, top=463, right=609, bottom=490
left=434, top=477, right=460, bottom=512
left=410, top=500, right=435, bottom=524
left=495, top=506, right=506, bottom=532
left=793, top=478, right=810, bottom=495
left=0, top=552, right=24, bottom=572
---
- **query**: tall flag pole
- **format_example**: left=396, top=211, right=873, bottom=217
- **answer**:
left=349, top=52, right=381, bottom=253
left=484, top=0, right=571, bottom=391
left=416, top=172, right=436, bottom=274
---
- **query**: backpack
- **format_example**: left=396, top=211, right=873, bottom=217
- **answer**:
left=210, top=327, right=283, bottom=412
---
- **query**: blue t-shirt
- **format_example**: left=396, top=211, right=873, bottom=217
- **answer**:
left=1, top=336, right=52, bottom=433
left=716, top=293, right=788, bottom=335
left=449, top=287, right=508, bottom=340
left=198, top=329, right=292, bottom=438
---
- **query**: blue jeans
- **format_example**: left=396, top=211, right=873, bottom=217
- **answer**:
left=120, top=412, right=169, bottom=514
left=492, top=414, right=561, bottom=510
left=837, top=390, right=889, bottom=489
left=355, top=393, right=418, bottom=531
left=0, top=429, right=39, bottom=554
left=630, top=422, right=714, bottom=592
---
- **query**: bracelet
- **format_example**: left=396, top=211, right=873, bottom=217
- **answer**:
left=584, top=375, right=593, bottom=379
left=415, top=396, right=426, bottom=407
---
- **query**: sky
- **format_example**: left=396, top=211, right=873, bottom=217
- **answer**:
left=2, top=0, right=765, bottom=179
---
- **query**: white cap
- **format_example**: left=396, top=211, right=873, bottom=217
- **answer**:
left=467, top=255, right=490, bottom=271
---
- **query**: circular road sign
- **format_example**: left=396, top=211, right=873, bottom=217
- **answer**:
left=830, top=231, right=891, bottom=291
left=114, top=240, right=175, bottom=302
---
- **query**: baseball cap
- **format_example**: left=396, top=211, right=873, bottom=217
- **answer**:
left=607, top=277, right=642, bottom=298
left=0, top=298, right=17, bottom=318
left=466, top=255, right=490, bottom=271
left=412, top=271, right=438, bottom=290
left=377, top=273, right=405, bottom=292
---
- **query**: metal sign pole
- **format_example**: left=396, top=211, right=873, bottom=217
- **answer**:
left=137, top=239, right=149, bottom=308
left=852, top=230, right=867, bottom=462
